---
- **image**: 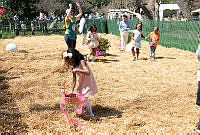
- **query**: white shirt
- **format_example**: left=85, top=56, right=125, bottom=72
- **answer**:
left=79, top=17, right=86, bottom=33
left=196, top=44, right=200, bottom=81
left=132, top=30, right=143, bottom=41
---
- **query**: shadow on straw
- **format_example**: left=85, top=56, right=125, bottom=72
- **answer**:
left=0, top=67, right=13, bottom=74
left=140, top=56, right=176, bottom=61
left=156, top=56, right=176, bottom=59
left=106, top=53, right=119, bottom=57
left=96, top=58, right=119, bottom=63
left=29, top=104, right=60, bottom=112
left=0, top=69, right=28, bottom=133
left=77, top=104, right=122, bottom=122
left=0, top=76, right=20, bottom=83
left=92, top=104, right=122, bottom=118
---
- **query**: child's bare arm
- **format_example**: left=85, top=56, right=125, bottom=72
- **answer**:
left=66, top=4, right=72, bottom=19
left=75, top=2, right=82, bottom=21
left=86, top=32, right=91, bottom=41
left=141, top=33, right=145, bottom=38
left=73, top=61, right=90, bottom=75
left=198, top=57, right=200, bottom=62
left=71, top=72, right=76, bottom=92
left=132, top=33, right=135, bottom=40
left=145, top=36, right=149, bottom=40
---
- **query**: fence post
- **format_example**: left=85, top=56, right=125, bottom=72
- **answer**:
left=0, top=20, right=2, bottom=38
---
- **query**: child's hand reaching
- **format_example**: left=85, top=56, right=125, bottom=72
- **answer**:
left=76, top=2, right=81, bottom=7
left=69, top=90, right=74, bottom=94
left=69, top=4, right=72, bottom=9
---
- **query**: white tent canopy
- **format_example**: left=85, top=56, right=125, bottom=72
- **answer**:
left=191, top=9, right=200, bottom=13
left=159, top=4, right=180, bottom=21
left=108, top=9, right=143, bottom=21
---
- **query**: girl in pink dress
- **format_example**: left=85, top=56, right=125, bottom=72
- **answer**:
left=86, top=24, right=101, bottom=62
left=62, top=49, right=98, bottom=117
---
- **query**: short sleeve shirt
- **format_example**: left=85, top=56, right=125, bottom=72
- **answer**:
left=133, top=30, right=143, bottom=41
left=148, top=32, right=160, bottom=47
left=196, top=44, right=200, bottom=81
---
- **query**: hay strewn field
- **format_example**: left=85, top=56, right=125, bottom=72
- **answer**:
left=0, top=34, right=199, bottom=134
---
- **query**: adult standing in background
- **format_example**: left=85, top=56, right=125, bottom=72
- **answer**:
left=14, top=14, right=20, bottom=36
left=119, top=14, right=130, bottom=51
left=64, top=2, right=82, bottom=51
left=14, top=14, right=19, bottom=21
left=79, top=14, right=87, bottom=46
left=195, top=35, right=200, bottom=133
left=31, top=21, right=35, bottom=35
left=39, top=12, right=45, bottom=33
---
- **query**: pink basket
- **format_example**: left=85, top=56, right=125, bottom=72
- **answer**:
left=65, top=93, right=79, bottom=104
left=96, top=50, right=106, bottom=57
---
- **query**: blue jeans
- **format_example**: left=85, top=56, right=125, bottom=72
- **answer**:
left=196, top=81, right=200, bottom=127
left=150, top=46, right=157, bottom=58
left=64, top=34, right=76, bottom=51
left=197, top=81, right=200, bottom=106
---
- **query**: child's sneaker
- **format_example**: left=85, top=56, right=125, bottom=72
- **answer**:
left=89, top=113, right=94, bottom=117
left=196, top=125, right=200, bottom=133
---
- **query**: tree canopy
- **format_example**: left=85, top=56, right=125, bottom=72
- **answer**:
left=0, top=0, right=199, bottom=20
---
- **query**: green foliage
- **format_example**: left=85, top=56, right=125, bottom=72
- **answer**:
left=86, top=0, right=111, bottom=8
left=161, top=0, right=174, bottom=4
left=0, top=0, right=38, bottom=20
left=97, top=37, right=111, bottom=51
left=128, top=34, right=132, bottom=43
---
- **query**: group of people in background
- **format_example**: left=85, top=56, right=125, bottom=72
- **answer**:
left=13, top=14, right=45, bottom=36
left=12, top=2, right=200, bottom=132
left=119, top=14, right=160, bottom=61
left=62, top=2, right=162, bottom=118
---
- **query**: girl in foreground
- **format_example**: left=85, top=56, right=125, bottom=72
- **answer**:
left=62, top=49, right=98, bottom=117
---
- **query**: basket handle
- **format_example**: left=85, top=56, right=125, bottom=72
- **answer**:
left=64, top=80, right=66, bottom=93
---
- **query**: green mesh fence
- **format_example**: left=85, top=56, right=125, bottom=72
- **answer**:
left=86, top=19, right=108, bottom=34
left=91, top=19, right=199, bottom=53
left=137, top=20, right=199, bottom=52
left=1, top=19, right=199, bottom=52
left=0, top=19, right=66, bottom=38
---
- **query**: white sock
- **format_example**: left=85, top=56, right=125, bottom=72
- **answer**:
left=92, top=56, right=96, bottom=61
left=85, top=98, right=94, bottom=116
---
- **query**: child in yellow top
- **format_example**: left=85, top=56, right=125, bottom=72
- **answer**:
left=145, top=27, right=160, bottom=60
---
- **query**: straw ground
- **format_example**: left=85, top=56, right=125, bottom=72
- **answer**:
left=0, top=34, right=199, bottom=134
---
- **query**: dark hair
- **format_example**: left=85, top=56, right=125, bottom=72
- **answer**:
left=155, top=27, right=159, bottom=31
left=123, top=14, right=128, bottom=18
left=63, top=49, right=84, bottom=68
left=135, top=23, right=142, bottom=30
left=89, top=24, right=97, bottom=32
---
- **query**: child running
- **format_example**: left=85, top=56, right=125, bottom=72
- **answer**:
left=62, top=49, right=98, bottom=117
left=131, top=23, right=145, bottom=61
left=145, top=27, right=160, bottom=60
left=86, top=24, right=101, bottom=62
